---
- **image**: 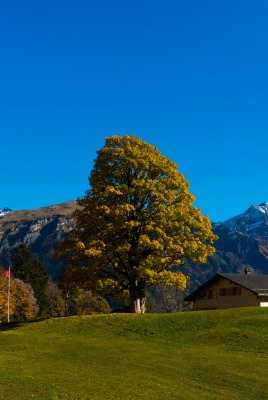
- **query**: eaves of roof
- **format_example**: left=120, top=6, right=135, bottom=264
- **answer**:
left=219, top=273, right=268, bottom=295
left=184, top=274, right=222, bottom=302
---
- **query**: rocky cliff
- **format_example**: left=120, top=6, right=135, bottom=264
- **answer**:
left=0, top=201, right=77, bottom=279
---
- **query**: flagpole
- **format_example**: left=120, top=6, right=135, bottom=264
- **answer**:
left=7, top=266, right=11, bottom=323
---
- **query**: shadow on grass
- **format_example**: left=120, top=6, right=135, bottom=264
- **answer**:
left=0, top=319, right=43, bottom=331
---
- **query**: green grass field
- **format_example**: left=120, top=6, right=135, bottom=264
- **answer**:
left=0, top=307, right=267, bottom=400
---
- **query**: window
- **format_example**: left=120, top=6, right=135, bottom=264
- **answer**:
left=219, top=287, right=241, bottom=296
left=232, top=287, right=241, bottom=296
left=200, top=291, right=207, bottom=299
left=208, top=289, right=217, bottom=299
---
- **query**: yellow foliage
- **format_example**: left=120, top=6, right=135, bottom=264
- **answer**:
left=96, top=278, right=120, bottom=293
left=143, top=269, right=187, bottom=290
left=104, top=186, right=123, bottom=196
left=85, top=249, right=103, bottom=257
left=63, top=135, right=218, bottom=311
left=74, top=288, right=111, bottom=314
left=115, top=243, right=131, bottom=252
left=76, top=241, right=85, bottom=250
left=98, top=205, right=111, bottom=214
left=0, top=272, right=38, bottom=321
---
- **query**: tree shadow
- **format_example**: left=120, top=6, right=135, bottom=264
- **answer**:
left=0, top=319, right=43, bottom=331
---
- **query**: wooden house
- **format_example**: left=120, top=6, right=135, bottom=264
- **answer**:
left=184, top=268, right=268, bottom=310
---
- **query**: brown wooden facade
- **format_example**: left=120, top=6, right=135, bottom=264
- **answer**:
left=185, top=272, right=268, bottom=310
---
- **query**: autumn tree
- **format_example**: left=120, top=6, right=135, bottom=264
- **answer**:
left=0, top=266, right=38, bottom=322
left=13, top=279, right=39, bottom=321
left=62, top=135, right=217, bottom=313
left=45, top=280, right=65, bottom=317
left=58, top=266, right=110, bottom=316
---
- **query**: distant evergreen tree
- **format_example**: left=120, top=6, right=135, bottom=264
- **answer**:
left=11, top=244, right=50, bottom=316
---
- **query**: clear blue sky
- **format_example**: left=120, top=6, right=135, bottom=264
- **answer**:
left=1, top=0, right=268, bottom=222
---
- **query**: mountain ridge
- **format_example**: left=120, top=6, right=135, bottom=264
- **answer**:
left=1, top=200, right=268, bottom=286
left=0, top=207, right=12, bottom=217
left=0, top=201, right=77, bottom=279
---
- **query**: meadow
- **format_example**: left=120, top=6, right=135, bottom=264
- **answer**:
left=0, top=307, right=267, bottom=400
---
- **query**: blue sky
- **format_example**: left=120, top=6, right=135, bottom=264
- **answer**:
left=1, top=0, right=268, bottom=222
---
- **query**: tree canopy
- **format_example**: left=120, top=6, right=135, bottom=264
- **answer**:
left=62, top=135, right=217, bottom=313
left=0, top=265, right=39, bottom=322
left=11, top=244, right=50, bottom=315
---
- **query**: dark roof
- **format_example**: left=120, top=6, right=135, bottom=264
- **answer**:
left=184, top=273, right=268, bottom=302
left=220, top=273, right=268, bottom=291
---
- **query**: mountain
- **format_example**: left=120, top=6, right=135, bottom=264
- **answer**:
left=0, top=201, right=268, bottom=287
left=221, top=202, right=268, bottom=243
left=215, top=202, right=268, bottom=273
left=184, top=203, right=268, bottom=290
left=0, top=201, right=77, bottom=279
left=0, top=207, right=12, bottom=217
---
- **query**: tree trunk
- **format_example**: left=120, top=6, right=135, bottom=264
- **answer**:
left=130, top=283, right=146, bottom=313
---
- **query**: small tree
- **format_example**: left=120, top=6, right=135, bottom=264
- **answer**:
left=13, top=279, right=39, bottom=320
left=75, top=288, right=111, bottom=315
left=61, top=135, right=217, bottom=313
left=45, top=280, right=65, bottom=317
left=0, top=266, right=38, bottom=322
left=11, top=244, right=50, bottom=316
left=146, top=285, right=188, bottom=313
left=58, top=266, right=110, bottom=316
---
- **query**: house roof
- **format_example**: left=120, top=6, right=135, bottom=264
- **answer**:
left=184, top=273, right=268, bottom=302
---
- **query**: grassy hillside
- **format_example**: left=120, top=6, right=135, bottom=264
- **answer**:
left=0, top=308, right=267, bottom=400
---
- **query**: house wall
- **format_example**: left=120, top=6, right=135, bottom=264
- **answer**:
left=192, top=276, right=260, bottom=310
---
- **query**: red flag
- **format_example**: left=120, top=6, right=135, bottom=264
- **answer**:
left=3, top=269, right=10, bottom=278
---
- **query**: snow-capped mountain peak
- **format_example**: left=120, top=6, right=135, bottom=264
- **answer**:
left=0, top=207, right=12, bottom=217
left=255, top=202, right=268, bottom=214
left=222, top=202, right=268, bottom=233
